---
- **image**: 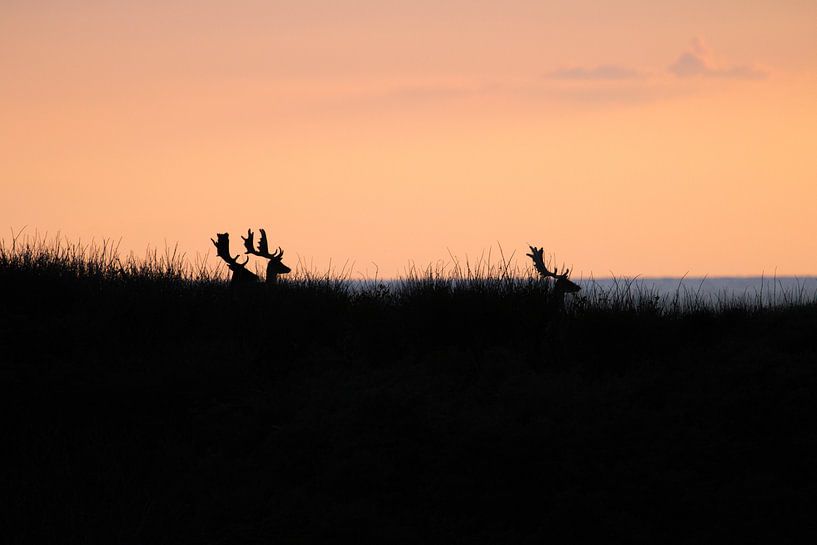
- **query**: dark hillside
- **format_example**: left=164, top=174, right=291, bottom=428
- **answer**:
left=2, top=246, right=816, bottom=544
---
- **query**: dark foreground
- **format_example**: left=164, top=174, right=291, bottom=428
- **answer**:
left=2, top=267, right=816, bottom=544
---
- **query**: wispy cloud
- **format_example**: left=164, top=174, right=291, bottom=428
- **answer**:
left=545, top=64, right=642, bottom=81
left=669, top=37, right=767, bottom=80
left=293, top=37, right=772, bottom=115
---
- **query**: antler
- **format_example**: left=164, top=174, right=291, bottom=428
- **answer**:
left=211, top=233, right=250, bottom=270
left=242, top=228, right=283, bottom=260
left=527, top=246, right=570, bottom=279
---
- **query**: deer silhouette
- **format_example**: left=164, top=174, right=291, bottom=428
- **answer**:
left=241, top=229, right=291, bottom=283
left=212, top=228, right=291, bottom=285
left=212, top=232, right=259, bottom=285
left=527, top=245, right=581, bottom=311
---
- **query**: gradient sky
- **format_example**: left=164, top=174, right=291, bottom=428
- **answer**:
left=2, top=1, right=816, bottom=277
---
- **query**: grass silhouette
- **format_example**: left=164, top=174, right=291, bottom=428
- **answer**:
left=2, top=234, right=816, bottom=543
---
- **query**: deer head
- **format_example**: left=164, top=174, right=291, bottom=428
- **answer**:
left=211, top=233, right=259, bottom=285
left=242, top=228, right=291, bottom=283
left=527, top=245, right=581, bottom=307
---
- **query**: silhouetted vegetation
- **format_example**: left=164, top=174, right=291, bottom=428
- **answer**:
left=2, top=237, right=816, bottom=544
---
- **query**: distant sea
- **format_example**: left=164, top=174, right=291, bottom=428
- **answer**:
left=358, top=276, right=817, bottom=306
left=578, top=276, right=817, bottom=305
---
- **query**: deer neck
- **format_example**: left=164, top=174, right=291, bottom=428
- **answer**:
left=265, top=261, right=279, bottom=283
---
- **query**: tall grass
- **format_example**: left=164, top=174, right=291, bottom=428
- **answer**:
left=0, top=231, right=209, bottom=284
left=4, top=232, right=817, bottom=544
left=2, top=231, right=815, bottom=314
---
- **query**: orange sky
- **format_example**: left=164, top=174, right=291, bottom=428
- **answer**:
left=2, top=1, right=816, bottom=277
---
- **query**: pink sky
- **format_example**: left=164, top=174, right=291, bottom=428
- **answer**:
left=2, top=1, right=816, bottom=276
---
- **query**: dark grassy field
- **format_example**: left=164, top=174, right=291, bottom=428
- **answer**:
left=2, top=239, right=816, bottom=544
